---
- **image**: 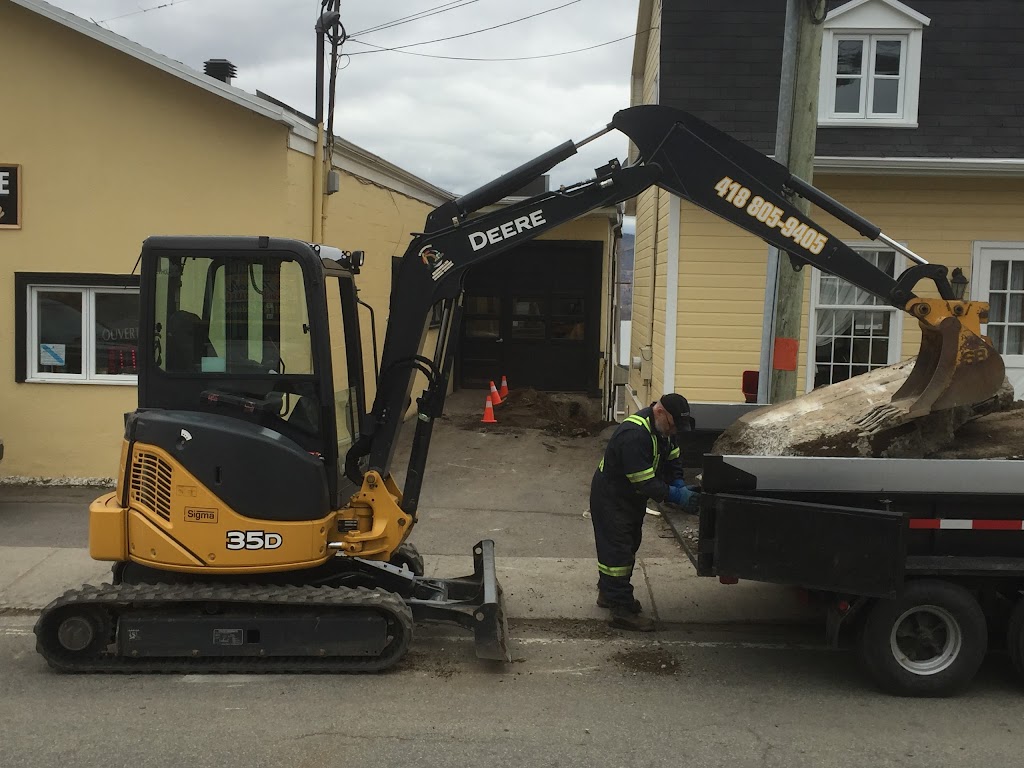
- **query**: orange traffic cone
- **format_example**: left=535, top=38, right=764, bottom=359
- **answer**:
left=481, top=397, right=498, bottom=424
left=499, top=375, right=509, bottom=399
left=489, top=380, right=503, bottom=406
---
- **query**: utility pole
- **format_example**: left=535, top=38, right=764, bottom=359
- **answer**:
left=313, top=1, right=342, bottom=243
left=761, top=0, right=827, bottom=404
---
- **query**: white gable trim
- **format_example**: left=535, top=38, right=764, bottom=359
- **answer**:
left=11, top=0, right=292, bottom=126
left=12, top=0, right=452, bottom=206
left=827, top=0, right=931, bottom=28
left=814, top=156, right=1024, bottom=177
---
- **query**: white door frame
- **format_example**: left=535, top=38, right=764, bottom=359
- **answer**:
left=971, top=241, right=1024, bottom=396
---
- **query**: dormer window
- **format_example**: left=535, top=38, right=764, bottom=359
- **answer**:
left=818, top=0, right=930, bottom=128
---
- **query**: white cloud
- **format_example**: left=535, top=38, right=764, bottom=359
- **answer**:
left=51, top=0, right=642, bottom=194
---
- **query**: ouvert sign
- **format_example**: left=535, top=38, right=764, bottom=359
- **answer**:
left=0, top=164, right=21, bottom=229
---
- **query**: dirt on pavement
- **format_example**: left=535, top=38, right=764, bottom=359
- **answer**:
left=463, top=388, right=611, bottom=438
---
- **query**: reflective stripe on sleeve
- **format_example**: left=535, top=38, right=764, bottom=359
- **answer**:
left=668, top=446, right=680, bottom=460
left=626, top=467, right=655, bottom=483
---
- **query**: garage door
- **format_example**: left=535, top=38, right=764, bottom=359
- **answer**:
left=459, top=240, right=602, bottom=392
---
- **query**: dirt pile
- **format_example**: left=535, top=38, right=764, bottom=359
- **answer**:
left=927, top=404, right=1024, bottom=459
left=465, top=388, right=611, bottom=437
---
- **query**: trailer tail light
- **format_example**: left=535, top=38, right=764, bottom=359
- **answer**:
left=837, top=599, right=850, bottom=614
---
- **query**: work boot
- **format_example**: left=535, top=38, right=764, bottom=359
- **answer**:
left=608, top=606, right=656, bottom=632
left=597, top=592, right=642, bottom=614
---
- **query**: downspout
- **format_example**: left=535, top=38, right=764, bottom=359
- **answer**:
left=606, top=212, right=622, bottom=421
left=640, top=187, right=661, bottom=408
left=312, top=123, right=325, bottom=243
left=664, top=194, right=680, bottom=395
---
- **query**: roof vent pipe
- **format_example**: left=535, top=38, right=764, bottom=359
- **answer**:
left=203, top=59, right=237, bottom=85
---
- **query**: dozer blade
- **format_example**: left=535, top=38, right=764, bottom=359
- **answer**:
left=405, top=540, right=511, bottom=662
left=856, top=306, right=1004, bottom=432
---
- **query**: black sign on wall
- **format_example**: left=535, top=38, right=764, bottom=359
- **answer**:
left=0, top=165, right=21, bottom=229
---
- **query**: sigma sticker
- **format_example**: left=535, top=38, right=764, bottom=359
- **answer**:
left=420, top=244, right=455, bottom=282
left=184, top=507, right=218, bottom=524
left=226, top=530, right=283, bottom=550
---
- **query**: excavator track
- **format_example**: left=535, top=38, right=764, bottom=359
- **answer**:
left=34, top=582, right=413, bottom=674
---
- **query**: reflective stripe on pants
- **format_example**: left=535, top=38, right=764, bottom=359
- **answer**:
left=589, top=468, right=647, bottom=607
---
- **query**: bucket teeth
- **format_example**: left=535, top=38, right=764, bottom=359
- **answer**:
left=855, top=303, right=1004, bottom=434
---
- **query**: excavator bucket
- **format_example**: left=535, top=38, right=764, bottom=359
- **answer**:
left=857, top=299, right=1005, bottom=431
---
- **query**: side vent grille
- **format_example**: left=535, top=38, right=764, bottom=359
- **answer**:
left=130, top=452, right=173, bottom=521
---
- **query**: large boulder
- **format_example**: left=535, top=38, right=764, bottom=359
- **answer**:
left=713, top=359, right=1014, bottom=458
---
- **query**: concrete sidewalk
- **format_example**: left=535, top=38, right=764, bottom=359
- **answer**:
left=0, top=389, right=819, bottom=628
left=0, top=545, right=819, bottom=627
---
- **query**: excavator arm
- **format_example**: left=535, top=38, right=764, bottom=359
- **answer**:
left=348, top=104, right=1003, bottom=512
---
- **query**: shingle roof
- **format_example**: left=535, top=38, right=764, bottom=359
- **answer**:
left=658, top=0, right=1024, bottom=162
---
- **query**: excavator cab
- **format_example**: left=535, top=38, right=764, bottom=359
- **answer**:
left=136, top=237, right=365, bottom=512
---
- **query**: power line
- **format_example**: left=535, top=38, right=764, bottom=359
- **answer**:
left=97, top=0, right=198, bottom=23
left=347, top=0, right=585, bottom=54
left=346, top=29, right=646, bottom=61
left=352, top=0, right=482, bottom=37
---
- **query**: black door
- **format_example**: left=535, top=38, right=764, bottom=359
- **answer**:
left=460, top=240, right=602, bottom=393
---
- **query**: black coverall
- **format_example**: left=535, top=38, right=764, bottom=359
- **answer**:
left=589, top=406, right=684, bottom=607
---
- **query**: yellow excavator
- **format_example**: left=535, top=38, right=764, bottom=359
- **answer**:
left=34, top=105, right=1004, bottom=672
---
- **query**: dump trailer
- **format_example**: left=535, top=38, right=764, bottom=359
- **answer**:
left=664, top=454, right=1024, bottom=697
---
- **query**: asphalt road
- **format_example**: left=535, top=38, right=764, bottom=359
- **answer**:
left=3, top=616, right=1022, bottom=768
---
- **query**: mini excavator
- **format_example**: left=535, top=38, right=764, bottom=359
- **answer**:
left=35, top=105, right=1004, bottom=672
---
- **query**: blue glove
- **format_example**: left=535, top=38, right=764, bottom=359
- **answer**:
left=667, top=484, right=695, bottom=506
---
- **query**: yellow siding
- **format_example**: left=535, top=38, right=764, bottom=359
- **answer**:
left=670, top=174, right=1024, bottom=403
left=0, top=4, right=289, bottom=478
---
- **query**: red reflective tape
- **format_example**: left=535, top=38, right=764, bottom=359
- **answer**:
left=909, top=518, right=1024, bottom=531
left=972, top=519, right=1024, bottom=531
left=772, top=338, right=799, bottom=372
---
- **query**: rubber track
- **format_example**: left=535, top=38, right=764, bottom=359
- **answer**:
left=34, top=582, right=414, bottom=674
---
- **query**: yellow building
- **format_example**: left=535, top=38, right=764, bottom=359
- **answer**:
left=626, top=0, right=1024, bottom=411
left=1, top=0, right=620, bottom=479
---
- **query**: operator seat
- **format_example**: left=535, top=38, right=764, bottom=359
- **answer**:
left=166, top=310, right=214, bottom=372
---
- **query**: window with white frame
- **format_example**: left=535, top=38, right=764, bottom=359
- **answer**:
left=818, top=0, right=930, bottom=127
left=24, top=281, right=139, bottom=383
left=831, top=35, right=907, bottom=118
left=810, top=248, right=902, bottom=389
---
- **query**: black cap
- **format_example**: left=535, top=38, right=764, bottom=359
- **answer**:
left=659, top=393, right=693, bottom=435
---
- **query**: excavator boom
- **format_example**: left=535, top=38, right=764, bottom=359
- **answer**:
left=352, top=105, right=1004, bottom=500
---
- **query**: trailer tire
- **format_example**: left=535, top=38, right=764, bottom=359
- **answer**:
left=859, top=580, right=986, bottom=697
left=1006, top=596, right=1024, bottom=682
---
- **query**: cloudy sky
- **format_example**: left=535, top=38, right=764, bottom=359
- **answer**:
left=50, top=0, right=643, bottom=197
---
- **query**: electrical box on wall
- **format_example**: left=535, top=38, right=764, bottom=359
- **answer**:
left=632, top=345, right=653, bottom=384
left=326, top=169, right=340, bottom=195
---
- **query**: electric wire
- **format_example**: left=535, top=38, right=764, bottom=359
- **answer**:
left=346, top=29, right=645, bottom=61
left=347, top=0, right=583, bottom=54
left=351, top=0, right=483, bottom=37
left=97, top=0, right=197, bottom=23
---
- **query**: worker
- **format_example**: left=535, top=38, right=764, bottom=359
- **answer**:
left=589, top=393, right=699, bottom=631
